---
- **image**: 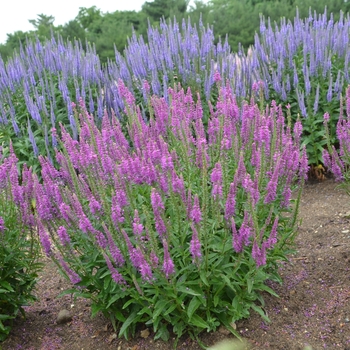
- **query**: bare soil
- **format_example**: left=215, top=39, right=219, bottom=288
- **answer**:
left=1, top=178, right=350, bottom=350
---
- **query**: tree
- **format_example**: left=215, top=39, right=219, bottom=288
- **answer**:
left=142, top=0, right=189, bottom=23
left=58, top=20, right=87, bottom=44
left=28, top=14, right=55, bottom=39
left=75, top=6, right=102, bottom=31
left=85, top=10, right=148, bottom=62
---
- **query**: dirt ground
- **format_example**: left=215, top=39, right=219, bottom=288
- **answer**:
left=1, top=178, right=350, bottom=350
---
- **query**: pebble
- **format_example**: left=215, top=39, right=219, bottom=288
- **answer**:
left=342, top=230, right=349, bottom=234
left=218, top=326, right=230, bottom=335
left=57, top=309, right=72, bottom=324
left=140, top=328, right=150, bottom=338
left=345, top=317, right=350, bottom=323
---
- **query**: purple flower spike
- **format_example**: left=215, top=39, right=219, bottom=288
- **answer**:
left=133, top=209, right=144, bottom=237
left=162, top=239, right=175, bottom=278
left=190, top=195, right=202, bottom=224
left=103, top=253, right=126, bottom=285
left=266, top=216, right=279, bottom=249
left=57, top=226, right=70, bottom=246
left=211, top=162, right=223, bottom=199
left=37, top=220, right=51, bottom=257
left=225, top=182, right=237, bottom=220
left=0, top=216, right=4, bottom=233
left=58, top=254, right=82, bottom=285
left=252, top=240, right=267, bottom=268
left=190, top=224, right=202, bottom=262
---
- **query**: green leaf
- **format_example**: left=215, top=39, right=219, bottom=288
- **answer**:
left=103, top=276, right=111, bottom=290
left=106, top=294, right=123, bottom=309
left=154, top=323, right=170, bottom=341
left=187, top=297, right=202, bottom=320
left=118, top=310, right=139, bottom=339
left=251, top=304, right=270, bottom=323
left=114, top=310, right=126, bottom=323
left=220, top=274, right=237, bottom=293
left=258, top=284, right=279, bottom=297
left=91, top=303, right=103, bottom=318
left=163, top=303, right=178, bottom=316
left=177, top=286, right=201, bottom=296
left=0, top=314, right=14, bottom=320
left=137, top=306, right=152, bottom=317
left=153, top=300, right=169, bottom=320
left=189, top=314, right=209, bottom=329
left=0, top=281, right=14, bottom=292
left=199, top=270, right=209, bottom=287
left=57, top=289, right=77, bottom=298
left=122, top=298, right=137, bottom=310
left=247, top=278, right=253, bottom=294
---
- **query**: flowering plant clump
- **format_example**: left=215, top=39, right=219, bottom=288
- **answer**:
left=323, top=85, right=350, bottom=186
left=254, top=8, right=350, bottom=165
left=11, top=79, right=307, bottom=345
left=0, top=146, right=42, bottom=341
left=0, top=36, right=103, bottom=174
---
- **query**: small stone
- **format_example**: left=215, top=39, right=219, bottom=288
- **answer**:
left=230, top=322, right=237, bottom=330
left=218, top=325, right=230, bottom=335
left=345, top=317, right=350, bottom=323
left=108, top=333, right=117, bottom=344
left=283, top=307, right=288, bottom=312
left=140, top=328, right=150, bottom=338
left=57, top=309, right=72, bottom=324
left=342, top=230, right=349, bottom=234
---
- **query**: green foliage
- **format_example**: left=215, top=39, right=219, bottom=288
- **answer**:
left=0, top=157, right=42, bottom=341
left=28, top=14, right=55, bottom=41
left=142, top=0, right=189, bottom=23
left=86, top=10, right=148, bottom=60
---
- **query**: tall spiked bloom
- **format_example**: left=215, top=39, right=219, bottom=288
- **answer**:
left=190, top=224, right=202, bottom=262
left=103, top=253, right=126, bottom=285
left=252, top=240, right=267, bottom=268
left=37, top=220, right=51, bottom=257
left=190, top=195, right=202, bottom=224
left=151, top=188, right=167, bottom=236
left=162, top=239, right=175, bottom=278
left=211, top=162, right=223, bottom=199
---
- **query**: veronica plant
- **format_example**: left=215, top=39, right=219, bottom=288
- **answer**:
left=323, top=85, right=350, bottom=189
left=0, top=145, right=42, bottom=341
left=9, top=79, right=308, bottom=346
left=254, top=8, right=350, bottom=165
left=0, top=36, right=104, bottom=174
